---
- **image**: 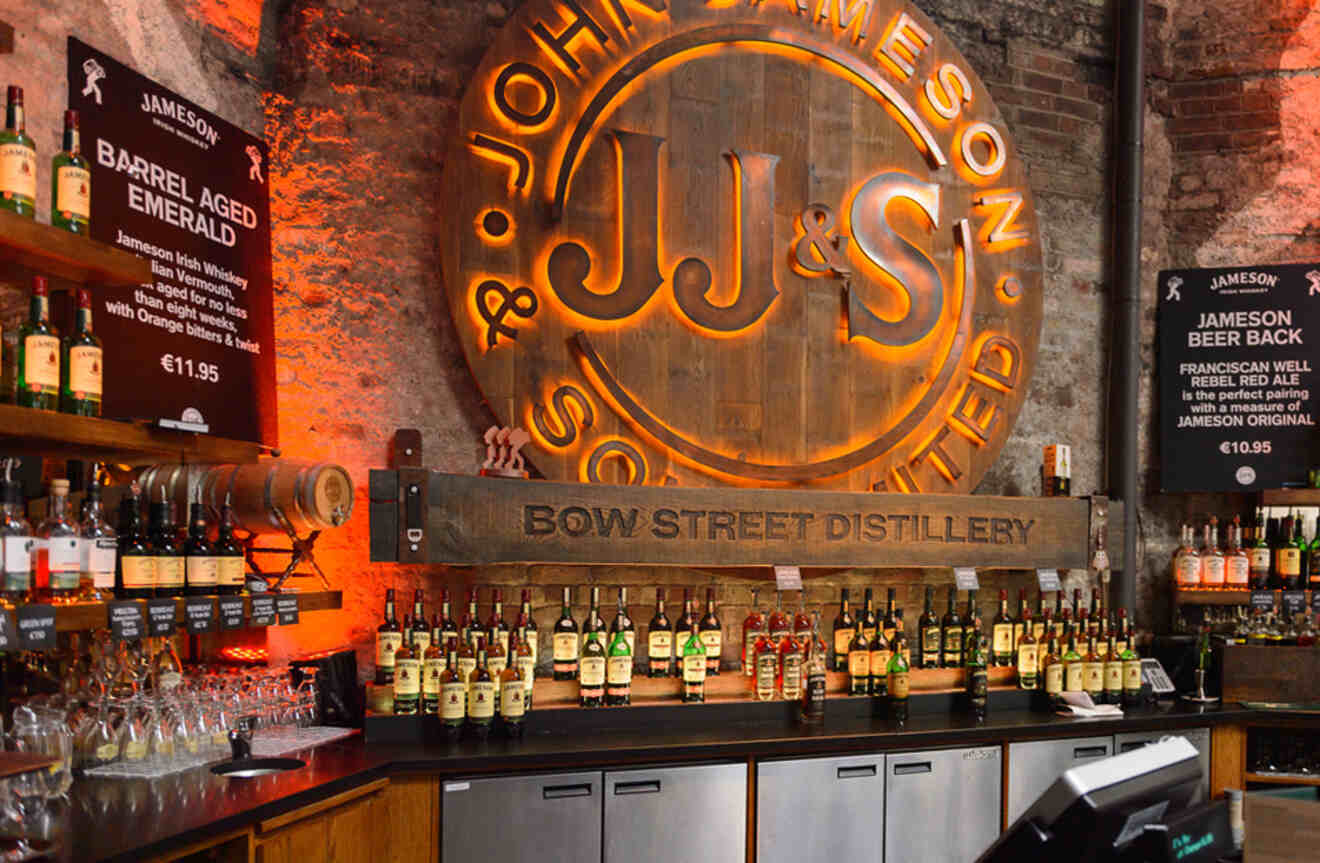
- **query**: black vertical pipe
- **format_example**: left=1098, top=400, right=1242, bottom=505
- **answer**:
left=1109, top=0, right=1144, bottom=618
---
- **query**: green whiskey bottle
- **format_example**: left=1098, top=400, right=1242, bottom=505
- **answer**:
left=51, top=110, right=90, bottom=234
left=0, top=86, right=36, bottom=218
left=60, top=288, right=103, bottom=416
left=17, top=276, right=60, bottom=411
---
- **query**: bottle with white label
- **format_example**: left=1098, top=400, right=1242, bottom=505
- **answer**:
left=0, top=86, right=36, bottom=218
left=499, top=629, right=527, bottom=735
left=1173, top=525, right=1201, bottom=589
left=51, top=109, right=90, bottom=234
left=1199, top=519, right=1226, bottom=588
left=78, top=466, right=116, bottom=601
left=439, top=639, right=465, bottom=740
left=183, top=501, right=217, bottom=596
left=0, top=468, right=33, bottom=602
left=17, top=276, right=60, bottom=411
left=605, top=627, right=632, bottom=706
left=466, top=638, right=494, bottom=738
left=61, top=287, right=102, bottom=417
left=579, top=630, right=606, bottom=707
left=37, top=479, right=80, bottom=602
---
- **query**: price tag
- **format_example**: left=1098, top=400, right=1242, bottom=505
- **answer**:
left=249, top=596, right=276, bottom=627
left=276, top=595, right=300, bottom=625
left=954, top=567, right=980, bottom=591
left=16, top=605, right=56, bottom=651
left=1036, top=568, right=1062, bottom=592
left=108, top=601, right=144, bottom=641
left=1313, top=591, right=1320, bottom=614
left=146, top=598, right=178, bottom=636
left=773, top=566, right=803, bottom=591
left=185, top=597, right=216, bottom=634
left=1282, top=590, right=1307, bottom=617
left=1250, top=590, right=1276, bottom=611
left=0, top=609, right=19, bottom=650
left=218, top=596, right=246, bottom=631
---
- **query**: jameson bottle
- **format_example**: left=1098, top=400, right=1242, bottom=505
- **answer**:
left=608, top=586, right=635, bottom=659
left=800, top=613, right=827, bottom=724
left=149, top=488, right=184, bottom=597
left=605, top=627, right=633, bottom=706
left=422, top=620, right=445, bottom=715
left=860, top=587, right=878, bottom=642
left=1248, top=510, right=1271, bottom=589
left=51, top=110, right=90, bottom=234
left=183, top=501, right=217, bottom=596
left=699, top=588, right=722, bottom=675
left=579, top=631, right=606, bottom=707
left=375, top=589, right=403, bottom=686
left=115, top=484, right=154, bottom=600
left=941, top=587, right=963, bottom=669
left=214, top=497, right=245, bottom=595
left=18, top=277, right=60, bottom=411
left=467, top=638, right=495, bottom=738
left=78, top=467, right=116, bottom=601
left=647, top=588, right=673, bottom=678
left=681, top=624, right=706, bottom=703
left=0, top=471, right=33, bottom=603
left=514, top=621, right=535, bottom=712
left=392, top=631, right=421, bottom=715
left=965, top=624, right=988, bottom=720
left=887, top=632, right=911, bottom=723
left=439, top=588, right=460, bottom=650
left=0, top=86, right=36, bottom=218
left=410, top=589, right=430, bottom=655
left=499, top=629, right=527, bottom=735
left=847, top=619, right=870, bottom=696
left=552, top=586, right=579, bottom=680
left=439, top=639, right=465, bottom=740
left=518, top=589, right=537, bottom=672
left=833, top=587, right=856, bottom=671
left=991, top=589, right=1014, bottom=667
left=869, top=622, right=891, bottom=698
left=919, top=586, right=941, bottom=669
left=60, top=288, right=103, bottom=416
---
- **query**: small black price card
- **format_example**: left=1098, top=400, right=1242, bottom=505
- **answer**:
left=184, top=597, right=216, bottom=634
left=249, top=596, right=276, bottom=627
left=146, top=598, right=178, bottom=636
left=276, top=595, right=299, bottom=626
left=16, top=605, right=56, bottom=651
left=0, top=609, right=19, bottom=650
left=1250, top=590, right=1276, bottom=611
left=1283, top=590, right=1308, bottom=617
left=218, top=596, right=246, bottom=631
left=1313, top=591, right=1320, bottom=613
left=108, top=601, right=144, bottom=641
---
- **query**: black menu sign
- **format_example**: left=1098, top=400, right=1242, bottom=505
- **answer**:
left=1159, top=264, right=1320, bottom=491
left=249, top=596, right=276, bottom=627
left=67, top=38, right=276, bottom=445
left=17, top=605, right=56, bottom=651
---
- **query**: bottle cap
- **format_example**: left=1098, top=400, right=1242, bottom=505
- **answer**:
left=78, top=288, right=92, bottom=307
left=32, top=276, right=47, bottom=296
left=64, top=109, right=78, bottom=128
left=7, top=86, right=21, bottom=105
left=51, top=479, right=70, bottom=495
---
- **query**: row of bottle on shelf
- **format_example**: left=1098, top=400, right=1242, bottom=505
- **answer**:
left=1, top=86, right=91, bottom=231
left=5, top=276, right=103, bottom=415
left=0, top=462, right=246, bottom=603
left=1172, top=509, right=1320, bottom=590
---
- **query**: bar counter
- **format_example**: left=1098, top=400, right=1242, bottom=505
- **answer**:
left=67, top=701, right=1274, bottom=862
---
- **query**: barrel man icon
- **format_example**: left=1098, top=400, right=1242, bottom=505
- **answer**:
left=1165, top=276, right=1183, bottom=303
left=246, top=145, right=264, bottom=183
left=81, top=59, right=105, bottom=105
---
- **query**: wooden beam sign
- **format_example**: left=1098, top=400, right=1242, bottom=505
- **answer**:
left=371, top=472, right=1101, bottom=569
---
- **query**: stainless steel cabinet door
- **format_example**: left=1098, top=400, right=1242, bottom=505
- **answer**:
left=442, top=771, right=602, bottom=863
left=1113, top=727, right=1211, bottom=802
left=1006, top=735, right=1112, bottom=824
left=884, top=746, right=1001, bottom=863
left=757, top=754, right=884, bottom=863
left=604, top=763, right=746, bottom=863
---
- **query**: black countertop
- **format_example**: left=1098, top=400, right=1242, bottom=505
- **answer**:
left=66, top=702, right=1271, bottom=862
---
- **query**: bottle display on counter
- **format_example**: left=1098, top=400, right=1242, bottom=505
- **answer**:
left=553, top=586, right=578, bottom=681
left=648, top=588, right=673, bottom=678
left=0, top=86, right=36, bottom=218
left=375, top=589, right=403, bottom=686
left=18, top=276, right=59, bottom=411
left=61, top=288, right=102, bottom=417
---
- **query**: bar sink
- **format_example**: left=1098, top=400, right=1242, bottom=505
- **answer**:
left=211, top=758, right=306, bottom=778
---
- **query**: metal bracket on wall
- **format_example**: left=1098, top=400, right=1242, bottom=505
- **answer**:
left=391, top=428, right=428, bottom=564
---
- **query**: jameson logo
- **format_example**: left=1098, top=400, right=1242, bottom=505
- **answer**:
left=1208, top=270, right=1280, bottom=293
left=139, top=91, right=220, bottom=147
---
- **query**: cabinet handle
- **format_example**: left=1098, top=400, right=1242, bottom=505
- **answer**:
left=1074, top=746, right=1108, bottom=758
left=892, top=762, right=932, bottom=776
left=836, top=765, right=878, bottom=779
left=1119, top=742, right=1146, bottom=754
left=614, top=780, right=662, bottom=795
left=543, top=783, right=593, bottom=799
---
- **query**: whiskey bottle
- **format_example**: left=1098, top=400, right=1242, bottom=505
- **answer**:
left=17, top=276, right=60, bottom=411
left=769, top=590, right=792, bottom=643
left=51, top=109, right=90, bottom=234
left=1042, top=632, right=1064, bottom=703
left=1200, top=519, right=1226, bottom=588
left=882, top=587, right=898, bottom=643
left=439, top=588, right=460, bottom=650
left=991, top=590, right=1014, bottom=667
left=1295, top=514, right=1309, bottom=581
left=410, top=589, right=430, bottom=655
left=61, top=288, right=102, bottom=416
left=674, top=587, right=696, bottom=645
left=0, top=469, right=33, bottom=603
left=375, top=589, right=403, bottom=686
left=647, top=588, right=673, bottom=678
left=393, top=631, right=420, bottom=715
left=183, top=500, right=217, bottom=596
left=500, top=629, right=527, bottom=735
left=800, top=613, right=826, bottom=723
left=779, top=627, right=803, bottom=700
left=832, top=588, right=855, bottom=671
left=965, top=624, right=988, bottom=720
left=1032, top=594, right=1048, bottom=643
left=848, top=619, right=871, bottom=696
left=579, top=631, right=606, bottom=707
left=1052, top=593, right=1067, bottom=641
left=606, top=627, right=633, bottom=706
left=1113, top=608, right=1131, bottom=656
left=1120, top=640, right=1143, bottom=707
left=422, top=620, right=445, bottom=715
left=552, top=586, right=579, bottom=680
left=887, top=632, right=910, bottom=723
left=1063, top=634, right=1083, bottom=693
left=742, top=588, right=766, bottom=677
left=895, top=609, right=910, bottom=665
left=608, top=586, right=635, bottom=659
left=1103, top=635, right=1123, bottom=705
left=78, top=466, right=116, bottom=601
left=1248, top=510, right=1271, bottom=589
left=919, top=586, right=941, bottom=669
left=1011, top=588, right=1029, bottom=656
left=860, top=587, right=878, bottom=643
left=455, top=628, right=477, bottom=701
left=681, top=624, right=706, bottom=703
left=1016, top=611, right=1038, bottom=690
left=518, top=589, right=537, bottom=673
left=699, top=588, right=722, bottom=676
left=941, top=587, right=963, bottom=669
left=149, top=488, right=183, bottom=598
left=439, top=639, right=465, bottom=739
left=36, top=479, right=79, bottom=602
left=514, top=621, right=535, bottom=711
left=0, top=87, right=36, bottom=218
left=460, top=588, right=479, bottom=652
left=115, top=485, right=154, bottom=601
left=869, top=623, right=891, bottom=698
left=792, top=597, right=813, bottom=657
left=485, top=621, right=508, bottom=716
left=1174, top=525, right=1200, bottom=588
left=467, top=638, right=495, bottom=738
left=214, top=496, right=245, bottom=596
left=1082, top=635, right=1104, bottom=701
left=487, top=588, right=509, bottom=656
left=581, top=586, right=605, bottom=652
left=754, top=626, right=778, bottom=701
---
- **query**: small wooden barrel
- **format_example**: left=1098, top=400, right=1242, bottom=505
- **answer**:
left=137, top=461, right=354, bottom=535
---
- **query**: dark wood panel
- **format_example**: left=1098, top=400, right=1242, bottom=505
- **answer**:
left=1223, top=645, right=1320, bottom=703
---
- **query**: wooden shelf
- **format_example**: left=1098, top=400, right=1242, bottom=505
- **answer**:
left=1175, top=588, right=1315, bottom=606
left=1261, top=489, right=1320, bottom=507
left=0, top=208, right=151, bottom=286
left=48, top=589, right=341, bottom=632
left=1245, top=771, right=1320, bottom=787
left=0, top=403, right=261, bottom=465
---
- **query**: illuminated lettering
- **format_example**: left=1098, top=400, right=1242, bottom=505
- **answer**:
left=876, top=12, right=931, bottom=80
left=492, top=62, right=557, bottom=128
left=604, top=0, right=667, bottom=31
left=532, top=384, right=596, bottom=447
left=924, top=63, right=972, bottom=121
left=950, top=380, right=1001, bottom=443
left=975, top=191, right=1029, bottom=247
left=530, top=0, right=610, bottom=75
left=470, top=134, right=532, bottom=193
left=585, top=440, right=648, bottom=485
left=816, top=0, right=873, bottom=44
left=959, top=121, right=1006, bottom=179
left=971, top=335, right=1021, bottom=391
left=893, top=464, right=921, bottom=493
left=912, top=425, right=963, bottom=483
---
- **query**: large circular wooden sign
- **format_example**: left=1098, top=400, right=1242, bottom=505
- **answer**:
left=441, top=0, right=1043, bottom=491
